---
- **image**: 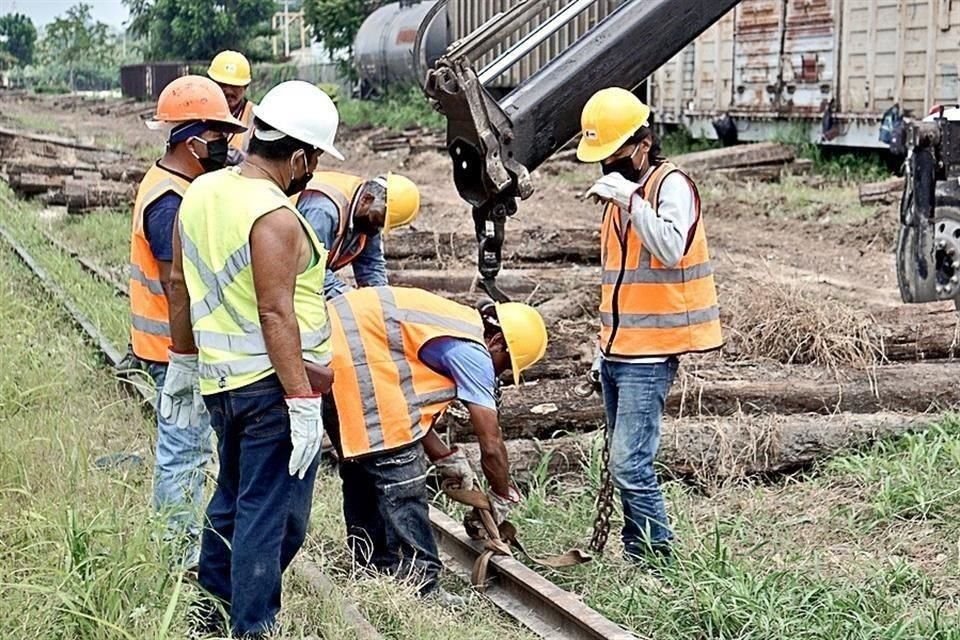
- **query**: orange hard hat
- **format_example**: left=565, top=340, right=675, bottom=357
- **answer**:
left=148, top=75, right=246, bottom=133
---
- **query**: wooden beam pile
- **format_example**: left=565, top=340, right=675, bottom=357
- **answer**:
left=858, top=176, right=904, bottom=206
left=368, top=127, right=445, bottom=153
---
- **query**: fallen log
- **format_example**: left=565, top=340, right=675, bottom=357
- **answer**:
left=674, top=142, right=795, bottom=173
left=386, top=227, right=599, bottom=264
left=3, top=158, right=97, bottom=177
left=7, top=172, right=65, bottom=195
left=0, top=126, right=130, bottom=156
left=99, top=165, right=147, bottom=184
left=442, top=362, right=960, bottom=440
left=859, top=177, right=904, bottom=206
left=41, top=178, right=134, bottom=213
left=874, top=305, right=960, bottom=360
left=459, top=412, right=936, bottom=481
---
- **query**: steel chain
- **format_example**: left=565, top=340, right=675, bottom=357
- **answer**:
left=587, top=425, right=615, bottom=553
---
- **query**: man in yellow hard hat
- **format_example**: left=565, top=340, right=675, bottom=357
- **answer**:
left=576, top=87, right=722, bottom=564
left=207, top=50, right=255, bottom=162
left=322, top=286, right=546, bottom=604
left=164, top=80, right=343, bottom=637
left=294, top=171, right=420, bottom=298
left=132, top=75, right=246, bottom=568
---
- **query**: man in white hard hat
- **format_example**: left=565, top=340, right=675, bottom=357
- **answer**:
left=163, top=80, right=343, bottom=638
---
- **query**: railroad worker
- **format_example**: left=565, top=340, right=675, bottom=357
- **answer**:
left=577, top=87, right=722, bottom=563
left=130, top=74, right=246, bottom=567
left=163, top=80, right=344, bottom=637
left=207, top=50, right=255, bottom=163
left=294, top=170, right=421, bottom=298
left=323, top=286, right=547, bottom=600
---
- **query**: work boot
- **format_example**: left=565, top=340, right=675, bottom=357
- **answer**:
left=624, top=540, right=673, bottom=573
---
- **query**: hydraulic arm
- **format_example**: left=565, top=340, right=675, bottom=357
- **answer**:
left=421, top=0, right=742, bottom=300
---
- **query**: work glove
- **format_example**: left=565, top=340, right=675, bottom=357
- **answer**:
left=286, top=395, right=324, bottom=480
left=585, top=173, right=641, bottom=211
left=159, top=350, right=206, bottom=429
left=487, top=486, right=522, bottom=526
left=434, top=447, right=478, bottom=492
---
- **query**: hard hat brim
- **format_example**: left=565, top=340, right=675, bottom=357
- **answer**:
left=252, top=103, right=345, bottom=161
left=576, top=131, right=634, bottom=163
left=206, top=69, right=251, bottom=87
left=145, top=115, right=247, bottom=135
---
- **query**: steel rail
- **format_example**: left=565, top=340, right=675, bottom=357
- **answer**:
left=0, top=222, right=383, bottom=640
left=7, top=225, right=641, bottom=640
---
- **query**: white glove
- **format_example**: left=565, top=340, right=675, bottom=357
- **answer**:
left=286, top=395, right=324, bottom=479
left=487, top=486, right=521, bottom=525
left=585, top=173, right=641, bottom=211
left=159, top=351, right=206, bottom=429
left=434, top=447, right=478, bottom=491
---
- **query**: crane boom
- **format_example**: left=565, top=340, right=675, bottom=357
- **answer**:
left=422, top=0, right=743, bottom=300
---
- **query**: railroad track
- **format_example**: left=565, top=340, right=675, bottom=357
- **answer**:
left=3, top=221, right=640, bottom=640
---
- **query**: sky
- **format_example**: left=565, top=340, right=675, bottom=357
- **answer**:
left=0, top=0, right=129, bottom=28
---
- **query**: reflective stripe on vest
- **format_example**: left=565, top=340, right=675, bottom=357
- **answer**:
left=129, top=165, right=191, bottom=362
left=178, top=168, right=333, bottom=394
left=599, top=162, right=723, bottom=357
left=328, top=286, right=486, bottom=459
left=296, top=172, right=368, bottom=271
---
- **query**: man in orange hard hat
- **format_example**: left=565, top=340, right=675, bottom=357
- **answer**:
left=130, top=75, right=247, bottom=568
left=207, top=50, right=255, bottom=163
left=577, top=87, right=722, bottom=563
left=294, top=171, right=421, bottom=298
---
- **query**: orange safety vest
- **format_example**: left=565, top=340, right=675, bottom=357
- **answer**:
left=129, top=163, right=192, bottom=362
left=327, top=286, right=486, bottom=459
left=599, top=161, right=723, bottom=357
left=296, top=171, right=368, bottom=271
left=228, top=100, right=256, bottom=152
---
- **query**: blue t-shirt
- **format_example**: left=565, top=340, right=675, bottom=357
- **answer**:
left=143, top=192, right=182, bottom=262
left=419, top=337, right=497, bottom=410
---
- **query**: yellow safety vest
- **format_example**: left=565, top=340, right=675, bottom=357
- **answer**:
left=178, top=167, right=332, bottom=394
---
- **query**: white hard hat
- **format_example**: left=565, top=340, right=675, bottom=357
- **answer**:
left=252, top=80, right=344, bottom=160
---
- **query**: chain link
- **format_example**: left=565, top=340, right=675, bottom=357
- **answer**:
left=587, top=425, right=615, bottom=554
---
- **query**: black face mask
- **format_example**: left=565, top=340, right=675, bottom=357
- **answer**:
left=601, top=144, right=641, bottom=182
left=285, top=154, right=313, bottom=197
left=195, top=137, right=229, bottom=172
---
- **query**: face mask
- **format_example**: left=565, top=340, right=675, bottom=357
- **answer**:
left=601, top=143, right=642, bottom=182
left=190, top=137, right=229, bottom=172
left=285, top=152, right=313, bottom=197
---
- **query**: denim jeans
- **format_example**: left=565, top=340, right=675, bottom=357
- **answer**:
left=339, top=443, right=441, bottom=594
left=197, top=375, right=320, bottom=638
left=146, top=362, right=213, bottom=567
left=600, top=357, right=679, bottom=558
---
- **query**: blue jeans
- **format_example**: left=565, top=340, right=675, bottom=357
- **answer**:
left=600, top=357, right=678, bottom=557
left=339, top=443, right=441, bottom=594
left=147, top=362, right=213, bottom=567
left=198, top=375, right=320, bottom=638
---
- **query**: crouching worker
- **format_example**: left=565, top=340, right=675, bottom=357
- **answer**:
left=324, top=286, right=547, bottom=601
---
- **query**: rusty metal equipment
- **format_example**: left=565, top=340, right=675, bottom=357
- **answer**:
left=421, top=0, right=743, bottom=299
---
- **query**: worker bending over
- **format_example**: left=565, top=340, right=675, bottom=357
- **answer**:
left=577, top=88, right=722, bottom=562
left=207, top=50, right=255, bottom=163
left=130, top=75, right=245, bottom=567
left=294, top=170, right=420, bottom=298
left=324, top=286, right=547, bottom=601
left=164, top=80, right=344, bottom=637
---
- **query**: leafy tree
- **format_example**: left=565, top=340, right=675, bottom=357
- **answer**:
left=303, top=0, right=381, bottom=76
left=123, top=0, right=277, bottom=62
left=0, top=13, right=37, bottom=65
left=40, top=3, right=119, bottom=91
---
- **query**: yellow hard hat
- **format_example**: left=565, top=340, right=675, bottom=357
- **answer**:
left=207, top=50, right=252, bottom=87
left=384, top=172, right=420, bottom=232
left=576, top=87, right=651, bottom=163
left=495, top=302, right=548, bottom=381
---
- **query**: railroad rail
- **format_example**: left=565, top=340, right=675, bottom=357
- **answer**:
left=3, top=221, right=640, bottom=640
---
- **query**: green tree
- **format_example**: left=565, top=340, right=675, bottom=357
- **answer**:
left=0, top=13, right=37, bottom=65
left=123, top=0, right=277, bottom=62
left=303, top=0, right=381, bottom=76
left=40, top=3, right=118, bottom=91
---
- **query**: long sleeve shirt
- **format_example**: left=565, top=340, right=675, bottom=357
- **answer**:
left=296, top=191, right=389, bottom=299
left=602, top=165, right=699, bottom=364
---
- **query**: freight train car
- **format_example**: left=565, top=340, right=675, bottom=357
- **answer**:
left=357, top=0, right=960, bottom=148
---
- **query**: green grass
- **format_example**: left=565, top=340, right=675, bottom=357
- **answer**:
left=338, top=87, right=444, bottom=131
left=772, top=124, right=890, bottom=183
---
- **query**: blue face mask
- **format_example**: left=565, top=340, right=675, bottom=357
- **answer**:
left=601, top=143, right=641, bottom=181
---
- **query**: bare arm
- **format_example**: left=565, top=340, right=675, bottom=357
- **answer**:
left=470, top=404, right=511, bottom=496
left=168, top=221, right=197, bottom=353
left=251, top=208, right=312, bottom=397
